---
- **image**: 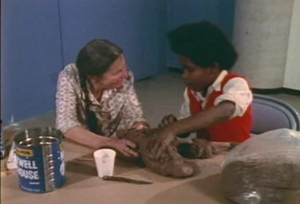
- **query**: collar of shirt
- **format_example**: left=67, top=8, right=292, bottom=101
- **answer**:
left=192, top=70, right=228, bottom=102
left=80, top=83, right=118, bottom=106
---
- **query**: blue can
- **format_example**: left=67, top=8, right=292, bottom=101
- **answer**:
left=0, top=119, right=4, bottom=159
left=13, top=127, right=66, bottom=193
left=0, top=131, right=5, bottom=159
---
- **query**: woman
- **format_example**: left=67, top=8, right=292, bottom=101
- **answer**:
left=56, top=39, right=149, bottom=158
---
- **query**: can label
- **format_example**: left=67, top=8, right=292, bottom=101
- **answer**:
left=15, top=141, right=65, bottom=192
left=0, top=119, right=3, bottom=159
left=0, top=133, right=5, bottom=159
left=17, top=155, right=38, bottom=179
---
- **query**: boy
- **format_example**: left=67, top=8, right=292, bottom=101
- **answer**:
left=149, top=21, right=252, bottom=159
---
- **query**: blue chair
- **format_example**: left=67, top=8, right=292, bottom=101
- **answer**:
left=251, top=94, right=300, bottom=134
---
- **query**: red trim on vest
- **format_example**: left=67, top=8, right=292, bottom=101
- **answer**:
left=187, top=72, right=252, bottom=142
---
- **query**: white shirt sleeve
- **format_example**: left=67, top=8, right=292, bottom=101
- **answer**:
left=179, top=88, right=191, bottom=119
left=214, top=77, right=253, bottom=118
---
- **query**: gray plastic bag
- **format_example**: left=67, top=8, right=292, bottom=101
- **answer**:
left=221, top=129, right=300, bottom=204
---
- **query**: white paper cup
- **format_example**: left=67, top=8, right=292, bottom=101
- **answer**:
left=93, top=149, right=116, bottom=178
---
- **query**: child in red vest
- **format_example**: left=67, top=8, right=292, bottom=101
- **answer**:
left=149, top=21, right=253, bottom=159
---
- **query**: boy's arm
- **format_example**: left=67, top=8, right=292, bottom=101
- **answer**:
left=215, top=77, right=252, bottom=119
left=170, top=76, right=252, bottom=137
left=158, top=114, right=191, bottom=138
left=196, top=128, right=210, bottom=140
left=166, top=100, right=235, bottom=136
left=149, top=101, right=235, bottom=159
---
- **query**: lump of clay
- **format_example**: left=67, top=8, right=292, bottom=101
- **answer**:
left=177, top=138, right=217, bottom=159
left=116, top=129, right=199, bottom=178
left=221, top=129, right=300, bottom=204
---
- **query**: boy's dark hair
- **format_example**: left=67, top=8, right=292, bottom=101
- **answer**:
left=167, top=21, right=238, bottom=70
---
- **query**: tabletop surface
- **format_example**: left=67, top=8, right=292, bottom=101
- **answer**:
left=1, top=141, right=299, bottom=204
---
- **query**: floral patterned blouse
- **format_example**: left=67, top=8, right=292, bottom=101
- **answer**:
left=55, top=63, right=146, bottom=136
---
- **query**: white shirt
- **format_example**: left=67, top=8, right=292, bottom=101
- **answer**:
left=180, top=70, right=253, bottom=119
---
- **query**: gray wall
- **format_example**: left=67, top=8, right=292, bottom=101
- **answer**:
left=233, top=0, right=300, bottom=91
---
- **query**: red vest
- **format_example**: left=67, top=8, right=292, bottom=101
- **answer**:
left=187, top=72, right=252, bottom=142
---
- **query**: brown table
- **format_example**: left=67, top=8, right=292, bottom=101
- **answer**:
left=1, top=141, right=299, bottom=204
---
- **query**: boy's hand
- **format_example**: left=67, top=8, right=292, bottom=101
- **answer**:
left=158, top=114, right=177, bottom=128
left=159, top=115, right=191, bottom=138
left=147, top=127, right=176, bottom=160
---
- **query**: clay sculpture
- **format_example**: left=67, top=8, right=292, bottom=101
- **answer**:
left=157, top=114, right=217, bottom=159
left=116, top=128, right=199, bottom=178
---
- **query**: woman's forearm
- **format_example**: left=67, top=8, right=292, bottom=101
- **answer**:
left=131, top=121, right=150, bottom=129
left=64, top=126, right=109, bottom=149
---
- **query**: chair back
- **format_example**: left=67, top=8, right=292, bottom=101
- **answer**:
left=251, top=94, right=300, bottom=134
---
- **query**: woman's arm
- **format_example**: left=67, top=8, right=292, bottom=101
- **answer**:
left=55, top=69, right=83, bottom=134
left=64, top=126, right=109, bottom=149
left=65, top=126, right=138, bottom=157
left=121, top=71, right=149, bottom=129
left=55, top=70, right=105, bottom=148
left=131, top=121, right=150, bottom=130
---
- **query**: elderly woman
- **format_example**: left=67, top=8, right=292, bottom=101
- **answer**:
left=55, top=39, right=149, bottom=158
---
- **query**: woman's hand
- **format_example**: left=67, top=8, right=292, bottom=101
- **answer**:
left=131, top=121, right=150, bottom=131
left=105, top=138, right=139, bottom=157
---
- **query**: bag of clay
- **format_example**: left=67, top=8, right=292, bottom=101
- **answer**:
left=220, top=128, right=300, bottom=204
